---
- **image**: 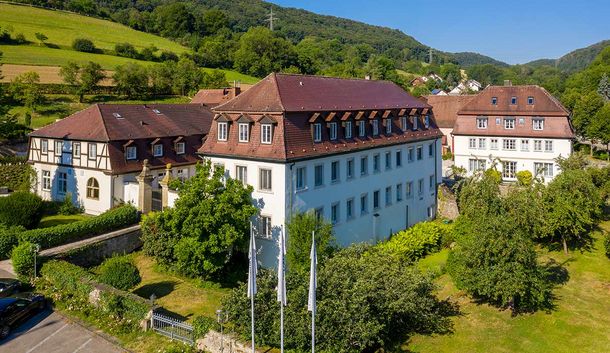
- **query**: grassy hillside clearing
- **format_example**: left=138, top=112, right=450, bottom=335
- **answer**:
left=0, top=3, right=186, bottom=53
left=408, top=223, right=610, bottom=353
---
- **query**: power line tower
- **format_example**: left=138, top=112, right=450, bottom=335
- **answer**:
left=266, top=8, right=277, bottom=31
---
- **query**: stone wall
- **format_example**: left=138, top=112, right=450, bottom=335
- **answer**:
left=40, top=226, right=142, bottom=267
left=437, top=183, right=459, bottom=220
left=197, top=330, right=263, bottom=353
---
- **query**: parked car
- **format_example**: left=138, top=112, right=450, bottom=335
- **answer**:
left=0, top=279, right=20, bottom=298
left=0, top=293, right=46, bottom=339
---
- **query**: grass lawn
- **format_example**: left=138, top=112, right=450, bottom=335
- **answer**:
left=38, top=214, right=90, bottom=228
left=407, top=224, right=610, bottom=353
left=131, top=253, right=231, bottom=321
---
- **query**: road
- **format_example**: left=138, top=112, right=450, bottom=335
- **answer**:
left=0, top=263, right=125, bottom=353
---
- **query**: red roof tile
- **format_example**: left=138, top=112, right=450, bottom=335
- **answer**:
left=423, top=95, right=476, bottom=128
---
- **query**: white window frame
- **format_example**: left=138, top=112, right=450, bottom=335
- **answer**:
left=329, top=122, right=338, bottom=140
left=372, top=120, right=379, bottom=135
left=533, top=118, right=544, bottom=131
left=478, top=138, right=486, bottom=149
left=314, top=164, right=324, bottom=187
left=396, top=183, right=403, bottom=202
left=502, top=161, right=517, bottom=179
left=359, top=121, right=365, bottom=137
left=528, top=96, right=534, bottom=105
left=373, top=154, right=380, bottom=173
left=417, top=146, right=423, bottom=160
left=373, top=190, right=380, bottom=210
left=296, top=166, right=306, bottom=190
left=238, top=123, right=249, bottom=142
left=406, top=181, right=413, bottom=198
left=41, top=139, right=48, bottom=154
left=236, top=165, right=248, bottom=185
left=314, top=123, right=322, bottom=142
left=360, top=156, right=368, bottom=176
left=544, top=140, right=553, bottom=152
left=88, top=143, right=97, bottom=160
left=259, top=168, right=272, bottom=192
left=521, top=139, right=529, bottom=151
left=469, top=138, right=477, bottom=149
left=385, top=186, right=392, bottom=206
left=217, top=122, right=228, bottom=141
left=153, top=144, right=163, bottom=157
left=385, top=119, right=392, bottom=134
left=468, top=159, right=486, bottom=172
left=503, top=139, right=516, bottom=151
left=42, top=170, right=51, bottom=191
left=346, top=158, right=354, bottom=179
left=401, top=116, right=407, bottom=130
left=408, top=147, right=414, bottom=162
left=55, top=140, right=63, bottom=156
left=259, top=215, right=272, bottom=239
left=385, top=151, right=391, bottom=170
left=261, top=124, right=273, bottom=144
left=58, top=172, right=67, bottom=194
left=534, top=140, right=543, bottom=152
left=476, top=117, right=488, bottom=129
left=535, top=162, right=554, bottom=178
left=424, top=115, right=430, bottom=128
left=491, top=97, right=497, bottom=105
left=360, top=193, right=368, bottom=215
left=345, top=121, right=353, bottom=139
left=346, top=198, right=354, bottom=220
left=175, top=142, right=185, bottom=155
left=126, top=146, right=137, bottom=160
left=331, top=161, right=340, bottom=183
left=504, top=118, right=515, bottom=129
left=412, top=116, right=418, bottom=130
left=331, top=202, right=340, bottom=224
left=490, top=138, right=498, bottom=150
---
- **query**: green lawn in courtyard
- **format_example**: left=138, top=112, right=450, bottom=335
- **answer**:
left=38, top=214, right=91, bottom=228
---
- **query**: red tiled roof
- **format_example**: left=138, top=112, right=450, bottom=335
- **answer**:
left=453, top=85, right=573, bottom=139
left=30, top=104, right=213, bottom=141
left=191, top=87, right=242, bottom=107
left=457, top=85, right=569, bottom=116
left=215, top=73, right=430, bottom=113
left=423, top=95, right=476, bottom=128
left=201, top=74, right=441, bottom=162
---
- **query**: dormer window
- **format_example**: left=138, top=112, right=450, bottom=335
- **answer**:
left=153, top=144, right=163, bottom=157
left=359, top=121, right=365, bottom=137
left=491, top=97, right=498, bottom=105
left=126, top=146, right=137, bottom=160
left=533, top=118, right=544, bottom=130
left=504, top=117, right=515, bottom=129
left=261, top=124, right=272, bottom=144
left=412, top=116, right=418, bottom=131
left=528, top=96, right=534, bottom=105
left=401, top=116, right=407, bottom=130
left=217, top=122, right=228, bottom=141
left=424, top=115, right=430, bottom=129
left=372, top=120, right=379, bottom=135
left=511, top=96, right=517, bottom=105
left=313, top=123, right=322, bottom=142
left=175, top=142, right=185, bottom=154
left=238, top=123, right=249, bottom=142
left=385, top=119, right=392, bottom=134
left=477, top=117, right=488, bottom=129
left=344, top=121, right=353, bottom=139
left=329, top=122, right=338, bottom=140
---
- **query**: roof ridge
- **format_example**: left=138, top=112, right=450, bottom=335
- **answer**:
left=271, top=73, right=286, bottom=112
left=96, top=104, right=111, bottom=141
left=274, top=72, right=393, bottom=83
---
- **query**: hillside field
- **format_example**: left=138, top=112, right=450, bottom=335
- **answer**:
left=0, top=3, right=258, bottom=84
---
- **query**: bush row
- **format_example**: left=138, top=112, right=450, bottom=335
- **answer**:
left=374, top=221, right=451, bottom=262
left=19, top=204, right=139, bottom=249
left=0, top=163, right=34, bottom=191
left=39, top=260, right=150, bottom=332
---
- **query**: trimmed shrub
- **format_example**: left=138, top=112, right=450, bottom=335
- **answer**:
left=0, top=225, right=25, bottom=259
left=11, top=241, right=36, bottom=281
left=19, top=204, right=139, bottom=249
left=375, top=221, right=446, bottom=262
left=604, top=232, right=610, bottom=259
left=0, top=191, right=44, bottom=229
left=516, top=170, right=533, bottom=186
left=58, top=192, right=83, bottom=215
left=193, top=315, right=218, bottom=338
left=72, top=38, right=96, bottom=53
left=484, top=168, right=502, bottom=184
left=97, top=256, right=141, bottom=290
left=114, top=42, right=139, bottom=59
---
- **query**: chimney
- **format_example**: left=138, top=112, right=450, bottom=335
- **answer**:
left=504, top=80, right=512, bottom=86
left=364, top=75, right=371, bottom=80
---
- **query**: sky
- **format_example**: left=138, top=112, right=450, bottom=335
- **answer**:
left=268, top=0, right=610, bottom=65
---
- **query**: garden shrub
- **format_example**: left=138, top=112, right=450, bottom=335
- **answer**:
left=19, top=204, right=139, bottom=249
left=0, top=191, right=44, bottom=229
left=114, top=42, right=139, bottom=58
left=192, top=315, right=218, bottom=338
left=72, top=38, right=96, bottom=53
left=99, top=291, right=149, bottom=332
left=0, top=225, right=25, bottom=259
left=604, top=232, right=610, bottom=259
left=516, top=170, right=533, bottom=186
left=0, top=161, right=34, bottom=192
left=97, top=255, right=141, bottom=290
left=484, top=168, right=502, bottom=184
left=58, top=192, right=83, bottom=215
left=11, top=241, right=36, bottom=281
left=375, top=221, right=445, bottom=262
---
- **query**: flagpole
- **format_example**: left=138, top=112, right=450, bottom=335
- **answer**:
left=310, top=231, right=316, bottom=353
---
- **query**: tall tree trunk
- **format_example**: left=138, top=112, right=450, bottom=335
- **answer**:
left=562, top=235, right=568, bottom=255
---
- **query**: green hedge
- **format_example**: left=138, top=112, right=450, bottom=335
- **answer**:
left=0, top=225, right=25, bottom=259
left=0, top=163, right=34, bottom=191
left=374, top=221, right=451, bottom=262
left=12, top=241, right=36, bottom=281
left=39, top=260, right=150, bottom=332
left=0, top=191, right=45, bottom=229
left=19, top=204, right=139, bottom=249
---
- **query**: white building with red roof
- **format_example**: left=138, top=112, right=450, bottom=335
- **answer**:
left=199, top=73, right=443, bottom=266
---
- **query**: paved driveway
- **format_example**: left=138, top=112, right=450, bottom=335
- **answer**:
left=1, top=309, right=125, bottom=353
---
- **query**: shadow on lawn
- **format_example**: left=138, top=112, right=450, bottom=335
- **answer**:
left=134, top=281, right=178, bottom=300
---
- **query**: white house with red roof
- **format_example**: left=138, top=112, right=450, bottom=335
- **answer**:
left=199, top=73, right=443, bottom=267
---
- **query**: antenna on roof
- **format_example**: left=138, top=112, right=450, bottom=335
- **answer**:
left=266, top=8, right=277, bottom=31
left=112, top=113, right=123, bottom=119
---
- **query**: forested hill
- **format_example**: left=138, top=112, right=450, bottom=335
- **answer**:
left=11, top=0, right=503, bottom=68
left=526, top=40, right=610, bottom=73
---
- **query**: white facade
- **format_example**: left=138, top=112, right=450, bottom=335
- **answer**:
left=208, top=138, right=442, bottom=267
left=29, top=136, right=197, bottom=214
left=453, top=135, right=572, bottom=181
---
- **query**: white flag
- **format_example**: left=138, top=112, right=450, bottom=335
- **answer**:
left=247, top=224, right=257, bottom=298
left=307, top=231, right=317, bottom=313
left=277, top=226, right=287, bottom=306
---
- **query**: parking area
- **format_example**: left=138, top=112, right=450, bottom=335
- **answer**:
left=1, top=309, right=125, bottom=353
